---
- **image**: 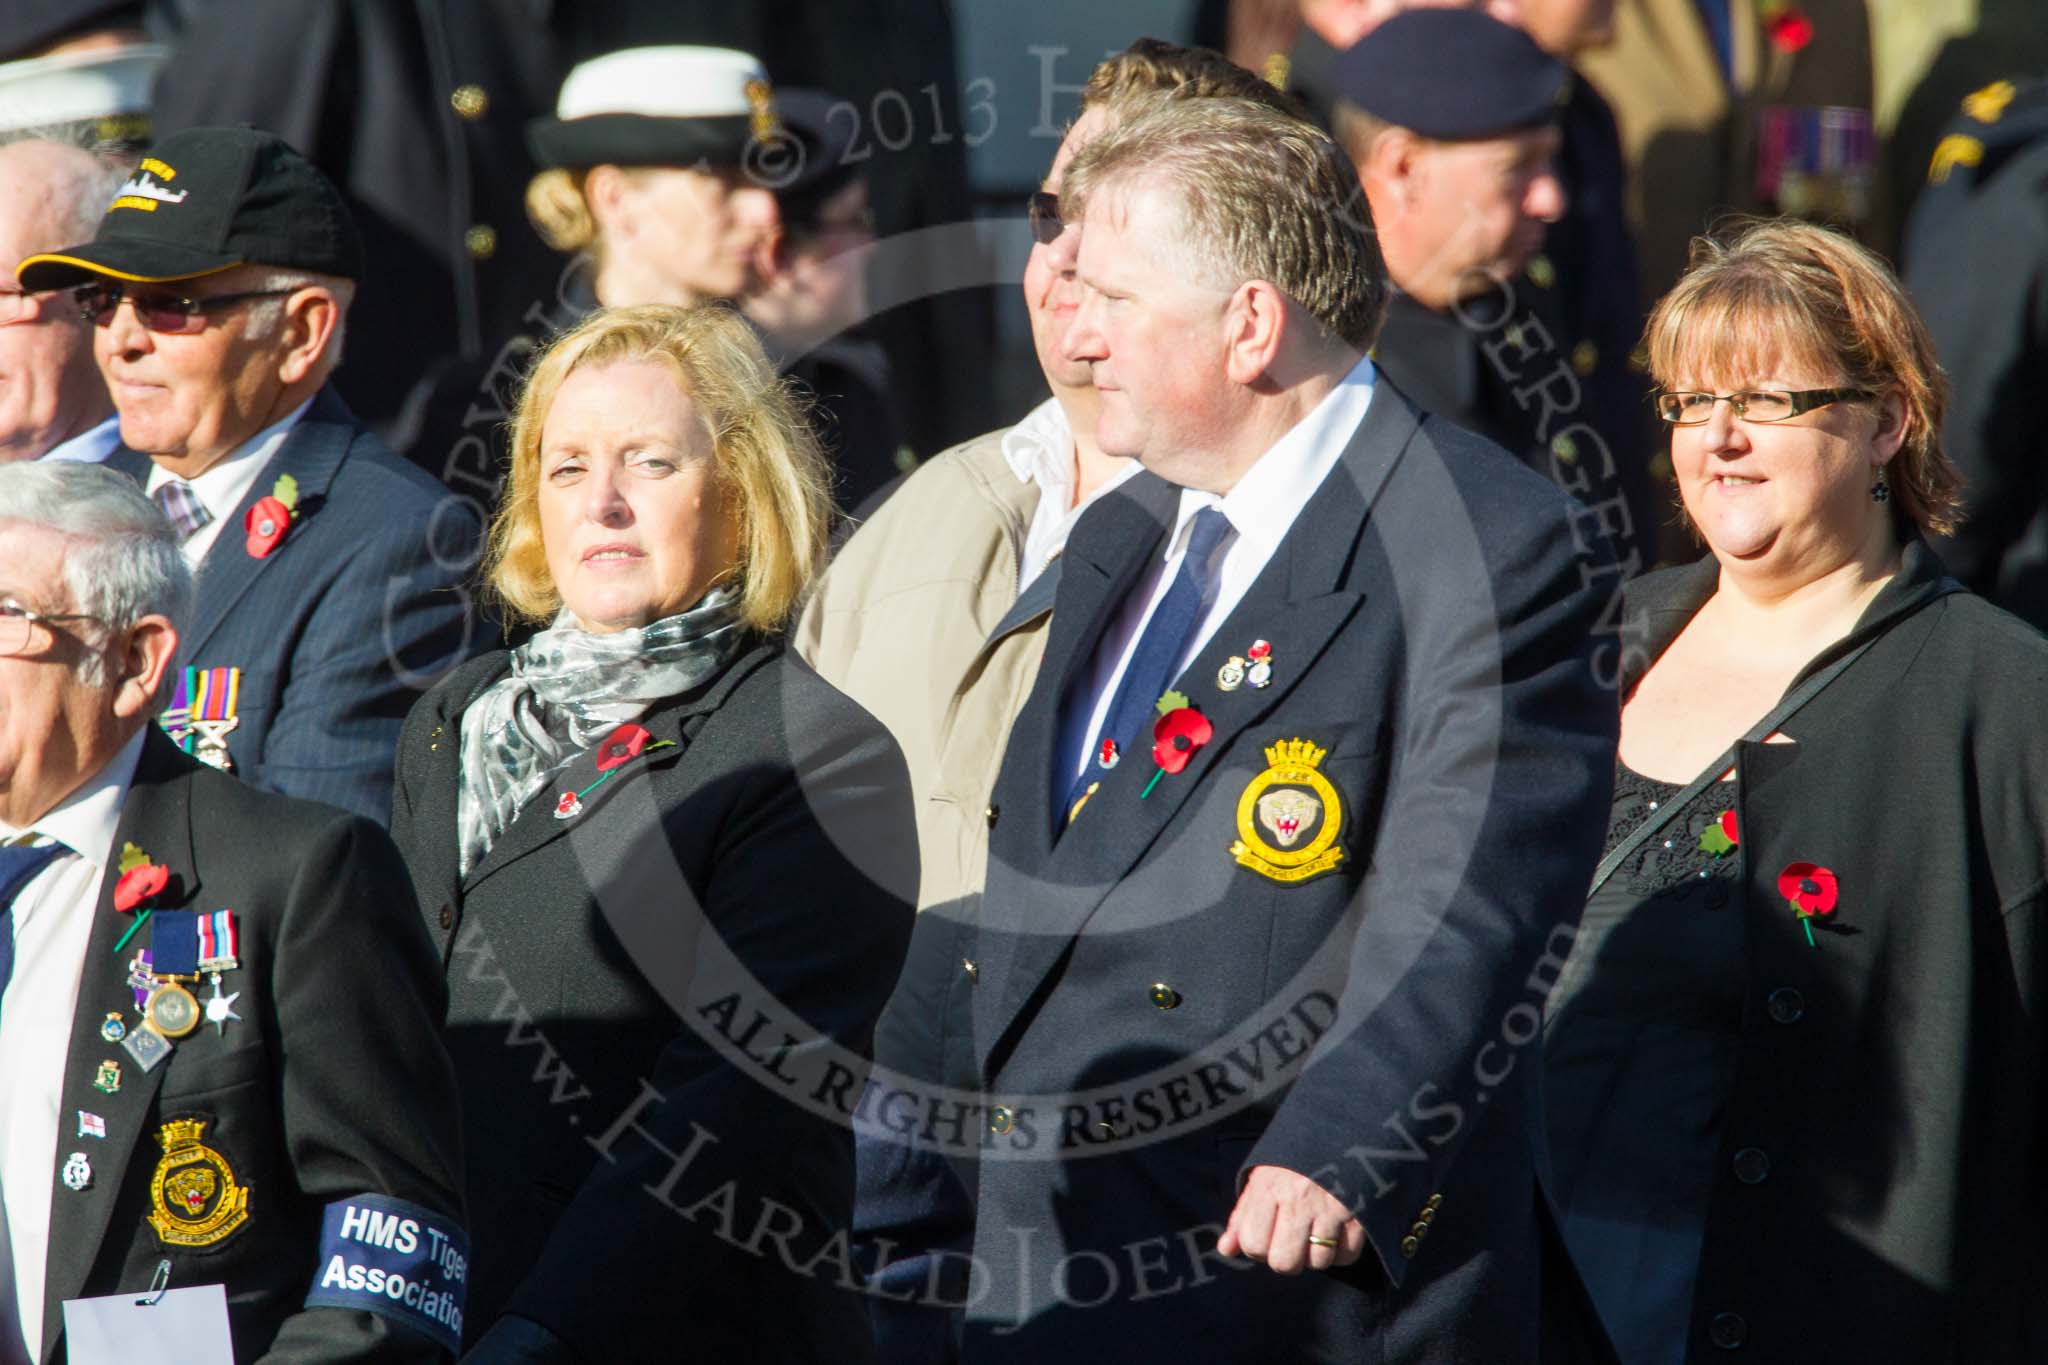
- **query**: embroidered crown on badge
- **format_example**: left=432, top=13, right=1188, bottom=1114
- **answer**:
left=1264, top=738, right=1328, bottom=771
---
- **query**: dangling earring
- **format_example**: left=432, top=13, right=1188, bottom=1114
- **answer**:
left=1870, top=467, right=1891, bottom=504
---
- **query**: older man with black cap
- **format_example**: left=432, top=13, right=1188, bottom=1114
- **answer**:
left=1335, top=8, right=1653, bottom=576
left=15, top=125, right=485, bottom=827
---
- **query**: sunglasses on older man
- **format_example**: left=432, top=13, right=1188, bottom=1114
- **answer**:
left=73, top=281, right=302, bottom=334
left=1027, top=191, right=1064, bottom=247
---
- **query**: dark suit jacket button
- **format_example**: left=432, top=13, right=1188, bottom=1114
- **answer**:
left=437, top=903, right=453, bottom=930
left=984, top=804, right=999, bottom=828
left=989, top=1106, right=1014, bottom=1135
left=1767, top=987, right=1804, bottom=1024
left=1732, top=1147, right=1769, bottom=1184
left=1709, top=1312, right=1746, bottom=1349
left=1149, top=983, right=1181, bottom=1010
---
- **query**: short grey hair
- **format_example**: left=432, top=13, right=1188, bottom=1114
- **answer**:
left=1061, top=94, right=1389, bottom=350
left=243, top=267, right=355, bottom=368
left=0, top=461, right=192, bottom=686
left=0, top=137, right=128, bottom=254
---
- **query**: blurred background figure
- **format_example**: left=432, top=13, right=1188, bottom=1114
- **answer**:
left=395, top=304, right=914, bottom=1362
left=1904, top=74, right=2048, bottom=629
left=1337, top=8, right=1659, bottom=567
left=0, top=139, right=124, bottom=464
left=1547, top=218, right=2046, bottom=1365
left=0, top=2, right=161, bottom=157
left=744, top=89, right=909, bottom=512
left=1578, top=0, right=1879, bottom=311
left=523, top=46, right=781, bottom=319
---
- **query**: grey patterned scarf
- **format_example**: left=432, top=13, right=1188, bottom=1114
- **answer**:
left=456, top=587, right=745, bottom=875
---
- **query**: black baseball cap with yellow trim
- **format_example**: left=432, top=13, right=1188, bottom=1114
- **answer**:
left=17, top=125, right=363, bottom=291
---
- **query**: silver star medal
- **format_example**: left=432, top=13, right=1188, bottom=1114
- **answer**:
left=204, top=977, right=242, bottom=1035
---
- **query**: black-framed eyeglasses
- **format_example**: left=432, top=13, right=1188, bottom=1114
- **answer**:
left=74, top=282, right=301, bottom=334
left=0, top=600, right=102, bottom=656
left=1654, top=388, right=1873, bottom=425
left=1027, top=191, right=1063, bottom=247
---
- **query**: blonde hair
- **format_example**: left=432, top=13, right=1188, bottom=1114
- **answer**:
left=525, top=167, right=597, bottom=252
left=1060, top=95, right=1386, bottom=349
left=1080, top=38, right=1309, bottom=119
left=1646, top=218, right=1963, bottom=536
left=484, top=303, right=832, bottom=632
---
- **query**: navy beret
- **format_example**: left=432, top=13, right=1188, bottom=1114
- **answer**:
left=1334, top=9, right=1568, bottom=140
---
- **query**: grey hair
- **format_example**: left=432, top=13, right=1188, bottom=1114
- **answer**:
left=242, top=268, right=355, bottom=368
left=1061, top=93, right=1389, bottom=350
left=0, top=461, right=191, bottom=686
left=0, top=137, right=129, bottom=256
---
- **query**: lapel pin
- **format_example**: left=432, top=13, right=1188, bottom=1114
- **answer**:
left=78, top=1112, right=107, bottom=1140
left=1141, top=692, right=1213, bottom=799
left=1245, top=640, right=1274, bottom=689
left=61, top=1153, right=93, bottom=1192
left=1217, top=657, right=1246, bottom=692
left=94, top=1059, right=122, bottom=1094
left=123, top=1025, right=174, bottom=1073
left=1097, top=738, right=1120, bottom=770
left=245, top=472, right=300, bottom=559
left=100, top=1013, right=127, bottom=1043
left=555, top=723, right=674, bottom=820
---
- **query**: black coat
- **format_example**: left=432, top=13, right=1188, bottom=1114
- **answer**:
left=391, top=640, right=917, bottom=1361
left=940, top=384, right=1622, bottom=1360
left=43, top=729, right=465, bottom=1364
left=1583, top=542, right=2048, bottom=1362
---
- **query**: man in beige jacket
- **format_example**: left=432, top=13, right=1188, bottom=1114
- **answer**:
left=796, top=42, right=1305, bottom=915
left=797, top=41, right=1313, bottom=1359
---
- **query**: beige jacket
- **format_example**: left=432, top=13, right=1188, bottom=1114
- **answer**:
left=795, top=428, right=1048, bottom=911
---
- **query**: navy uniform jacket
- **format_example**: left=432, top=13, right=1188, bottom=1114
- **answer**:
left=1904, top=78, right=2048, bottom=629
left=40, top=729, right=465, bottom=1364
left=108, top=387, right=485, bottom=827
left=950, top=382, right=1621, bottom=1360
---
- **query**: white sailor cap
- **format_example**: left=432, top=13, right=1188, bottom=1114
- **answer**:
left=528, top=46, right=783, bottom=170
left=0, top=41, right=165, bottom=142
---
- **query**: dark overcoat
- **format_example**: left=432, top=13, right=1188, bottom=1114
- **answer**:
left=391, top=641, right=917, bottom=1361
left=41, top=729, right=465, bottom=1364
left=949, top=384, right=1624, bottom=1360
left=1572, top=543, right=2048, bottom=1361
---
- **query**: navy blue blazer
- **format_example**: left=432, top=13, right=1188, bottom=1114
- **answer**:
left=108, top=387, right=485, bottom=826
left=951, top=381, right=1622, bottom=1361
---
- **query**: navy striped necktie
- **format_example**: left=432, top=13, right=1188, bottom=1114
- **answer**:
left=0, top=838, right=66, bottom=994
left=1064, top=506, right=1234, bottom=816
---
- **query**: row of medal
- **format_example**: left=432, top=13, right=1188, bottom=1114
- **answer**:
left=66, top=911, right=242, bottom=1193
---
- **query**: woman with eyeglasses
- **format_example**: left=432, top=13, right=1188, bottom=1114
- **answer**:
left=1541, top=218, right=2048, bottom=1364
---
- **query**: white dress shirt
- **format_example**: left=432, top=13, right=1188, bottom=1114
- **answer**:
left=0, top=729, right=146, bottom=1364
left=1001, top=397, right=1144, bottom=591
left=38, top=417, right=121, bottom=466
left=1062, top=355, right=1378, bottom=788
left=144, top=399, right=312, bottom=567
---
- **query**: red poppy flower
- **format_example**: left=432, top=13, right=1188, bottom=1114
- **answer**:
left=1151, top=706, right=1213, bottom=774
left=1719, top=809, right=1740, bottom=845
left=555, top=791, right=582, bottom=819
left=1098, top=738, right=1120, bottom=769
left=243, top=496, right=293, bottom=559
left=112, top=862, right=168, bottom=913
left=1777, top=862, right=1838, bottom=917
left=1766, top=9, right=1814, bottom=52
left=595, top=723, right=653, bottom=771
left=1246, top=640, right=1272, bottom=662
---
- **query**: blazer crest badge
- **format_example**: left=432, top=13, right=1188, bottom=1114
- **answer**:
left=147, top=1117, right=250, bottom=1248
left=1231, top=738, right=1346, bottom=884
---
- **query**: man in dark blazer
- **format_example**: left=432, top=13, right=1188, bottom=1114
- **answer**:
left=936, top=95, right=1620, bottom=1358
left=18, top=125, right=486, bottom=827
left=0, top=459, right=466, bottom=1364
